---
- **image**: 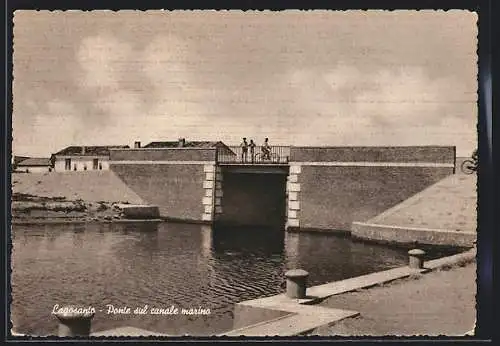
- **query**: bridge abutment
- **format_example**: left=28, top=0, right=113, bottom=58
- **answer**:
left=202, top=164, right=216, bottom=222
left=286, top=164, right=302, bottom=229
left=214, top=166, right=224, bottom=219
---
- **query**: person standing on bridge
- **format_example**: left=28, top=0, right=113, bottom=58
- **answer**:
left=240, top=138, right=248, bottom=162
left=249, top=139, right=256, bottom=163
left=262, top=137, right=271, bottom=160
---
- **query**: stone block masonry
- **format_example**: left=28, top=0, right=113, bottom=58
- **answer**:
left=286, top=165, right=301, bottom=229
left=214, top=166, right=223, bottom=218
left=201, top=164, right=220, bottom=222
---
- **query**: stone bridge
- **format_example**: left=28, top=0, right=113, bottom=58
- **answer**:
left=108, top=146, right=456, bottom=233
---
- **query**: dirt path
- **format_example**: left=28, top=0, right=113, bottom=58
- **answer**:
left=312, top=263, right=476, bottom=336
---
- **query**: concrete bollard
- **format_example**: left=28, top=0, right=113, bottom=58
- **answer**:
left=408, top=249, right=426, bottom=269
left=53, top=305, right=95, bottom=337
left=285, top=269, right=309, bottom=299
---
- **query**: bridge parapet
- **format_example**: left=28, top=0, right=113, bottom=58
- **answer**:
left=289, top=146, right=456, bottom=164
left=217, top=146, right=290, bottom=165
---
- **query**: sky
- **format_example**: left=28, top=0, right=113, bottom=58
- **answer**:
left=12, top=10, right=478, bottom=157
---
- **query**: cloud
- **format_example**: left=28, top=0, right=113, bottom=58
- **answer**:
left=13, top=99, right=86, bottom=156
left=96, top=90, right=143, bottom=118
left=12, top=11, right=477, bottom=156
left=355, top=67, right=474, bottom=126
left=141, top=35, right=192, bottom=88
left=279, top=64, right=476, bottom=150
left=77, top=34, right=133, bottom=91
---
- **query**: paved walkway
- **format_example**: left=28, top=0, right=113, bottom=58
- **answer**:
left=312, top=263, right=476, bottom=336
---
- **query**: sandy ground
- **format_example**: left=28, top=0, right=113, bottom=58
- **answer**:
left=11, top=171, right=146, bottom=222
left=369, top=174, right=476, bottom=232
left=312, top=262, right=476, bottom=336
left=11, top=171, right=144, bottom=204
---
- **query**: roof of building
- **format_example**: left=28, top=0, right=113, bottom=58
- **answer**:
left=53, top=145, right=130, bottom=156
left=17, top=157, right=51, bottom=167
left=13, top=156, right=31, bottom=164
left=143, top=140, right=228, bottom=149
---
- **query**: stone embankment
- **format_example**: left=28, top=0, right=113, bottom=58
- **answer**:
left=351, top=174, right=476, bottom=247
left=12, top=193, right=159, bottom=223
left=11, top=171, right=159, bottom=223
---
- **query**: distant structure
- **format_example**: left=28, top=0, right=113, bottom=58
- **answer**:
left=12, top=155, right=31, bottom=170
left=52, top=145, right=129, bottom=172
left=142, top=138, right=235, bottom=157
left=15, top=157, right=52, bottom=173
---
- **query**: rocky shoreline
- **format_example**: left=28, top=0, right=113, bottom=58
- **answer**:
left=11, top=193, right=144, bottom=224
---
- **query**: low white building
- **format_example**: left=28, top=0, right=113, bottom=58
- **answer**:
left=16, top=158, right=52, bottom=173
left=52, top=145, right=129, bottom=172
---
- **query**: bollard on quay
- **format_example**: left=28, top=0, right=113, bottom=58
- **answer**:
left=408, top=249, right=426, bottom=269
left=285, top=269, right=309, bottom=299
left=53, top=305, right=95, bottom=337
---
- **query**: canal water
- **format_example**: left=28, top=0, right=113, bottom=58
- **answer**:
left=10, top=222, right=462, bottom=336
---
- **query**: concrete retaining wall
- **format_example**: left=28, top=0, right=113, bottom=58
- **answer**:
left=109, top=148, right=218, bottom=222
left=286, top=146, right=455, bottom=232
left=110, top=164, right=207, bottom=221
left=290, top=146, right=455, bottom=163
left=296, top=166, right=453, bottom=231
left=351, top=222, right=476, bottom=247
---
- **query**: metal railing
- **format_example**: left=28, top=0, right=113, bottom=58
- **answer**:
left=217, top=146, right=290, bottom=164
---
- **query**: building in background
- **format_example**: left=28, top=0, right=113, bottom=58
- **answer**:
left=15, top=157, right=52, bottom=173
left=52, top=145, right=129, bottom=172
left=141, top=138, right=235, bottom=157
left=12, top=155, right=31, bottom=170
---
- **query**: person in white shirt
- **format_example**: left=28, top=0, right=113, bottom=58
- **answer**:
left=262, top=138, right=271, bottom=160
left=240, top=138, right=248, bottom=162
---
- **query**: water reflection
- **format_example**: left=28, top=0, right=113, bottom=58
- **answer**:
left=211, top=225, right=285, bottom=257
left=10, top=222, right=462, bottom=336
